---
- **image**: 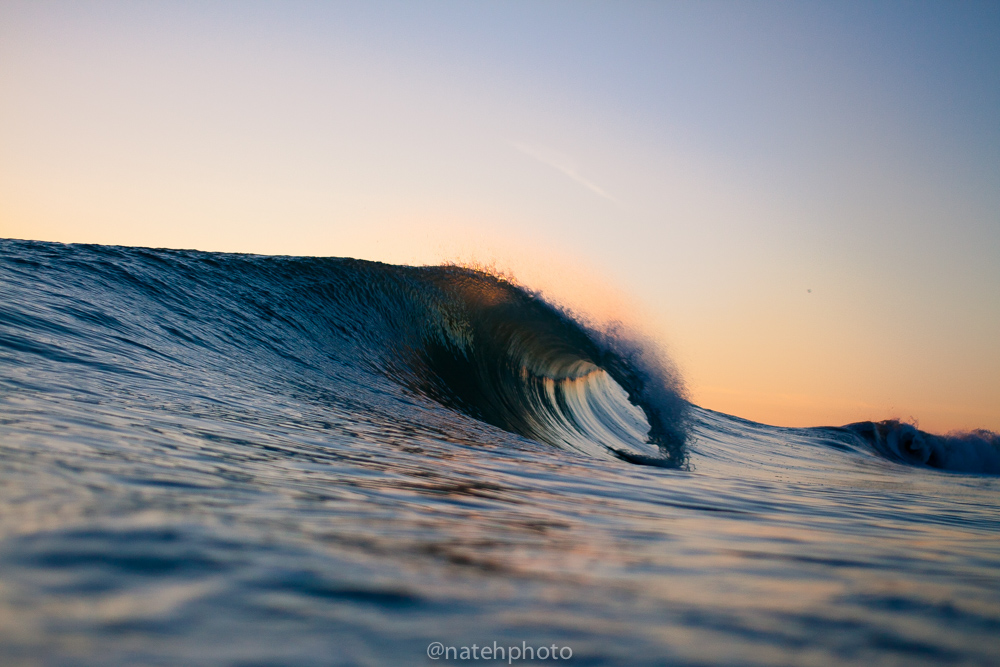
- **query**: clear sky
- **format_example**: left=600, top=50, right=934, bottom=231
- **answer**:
left=2, top=1, right=998, bottom=432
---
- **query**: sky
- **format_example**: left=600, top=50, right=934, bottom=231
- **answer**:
left=1, top=1, right=998, bottom=432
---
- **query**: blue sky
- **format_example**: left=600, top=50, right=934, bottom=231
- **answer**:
left=2, top=1, right=998, bottom=430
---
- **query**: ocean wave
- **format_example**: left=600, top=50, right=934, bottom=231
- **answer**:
left=844, top=420, right=1000, bottom=474
left=0, top=240, right=690, bottom=468
left=406, top=266, right=690, bottom=467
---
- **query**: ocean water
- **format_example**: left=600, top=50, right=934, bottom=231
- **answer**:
left=1, top=238, right=998, bottom=666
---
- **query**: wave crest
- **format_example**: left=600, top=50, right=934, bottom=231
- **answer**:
left=845, top=420, right=1000, bottom=474
left=405, top=267, right=690, bottom=467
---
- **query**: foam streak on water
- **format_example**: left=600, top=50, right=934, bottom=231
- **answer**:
left=1, top=239, right=998, bottom=666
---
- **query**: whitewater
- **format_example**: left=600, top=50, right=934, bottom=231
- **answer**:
left=1, top=238, right=998, bottom=666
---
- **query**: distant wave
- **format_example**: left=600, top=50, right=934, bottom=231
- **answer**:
left=843, top=420, right=1000, bottom=474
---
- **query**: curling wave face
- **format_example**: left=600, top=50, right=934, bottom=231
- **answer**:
left=408, top=268, right=689, bottom=467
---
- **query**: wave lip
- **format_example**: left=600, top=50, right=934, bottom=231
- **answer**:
left=405, top=267, right=690, bottom=467
left=844, top=420, right=1000, bottom=474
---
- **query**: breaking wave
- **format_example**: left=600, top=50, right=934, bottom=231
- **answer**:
left=0, top=240, right=689, bottom=468
left=843, top=420, right=1000, bottom=474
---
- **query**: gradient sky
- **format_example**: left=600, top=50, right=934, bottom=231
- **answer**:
left=2, top=1, right=998, bottom=432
